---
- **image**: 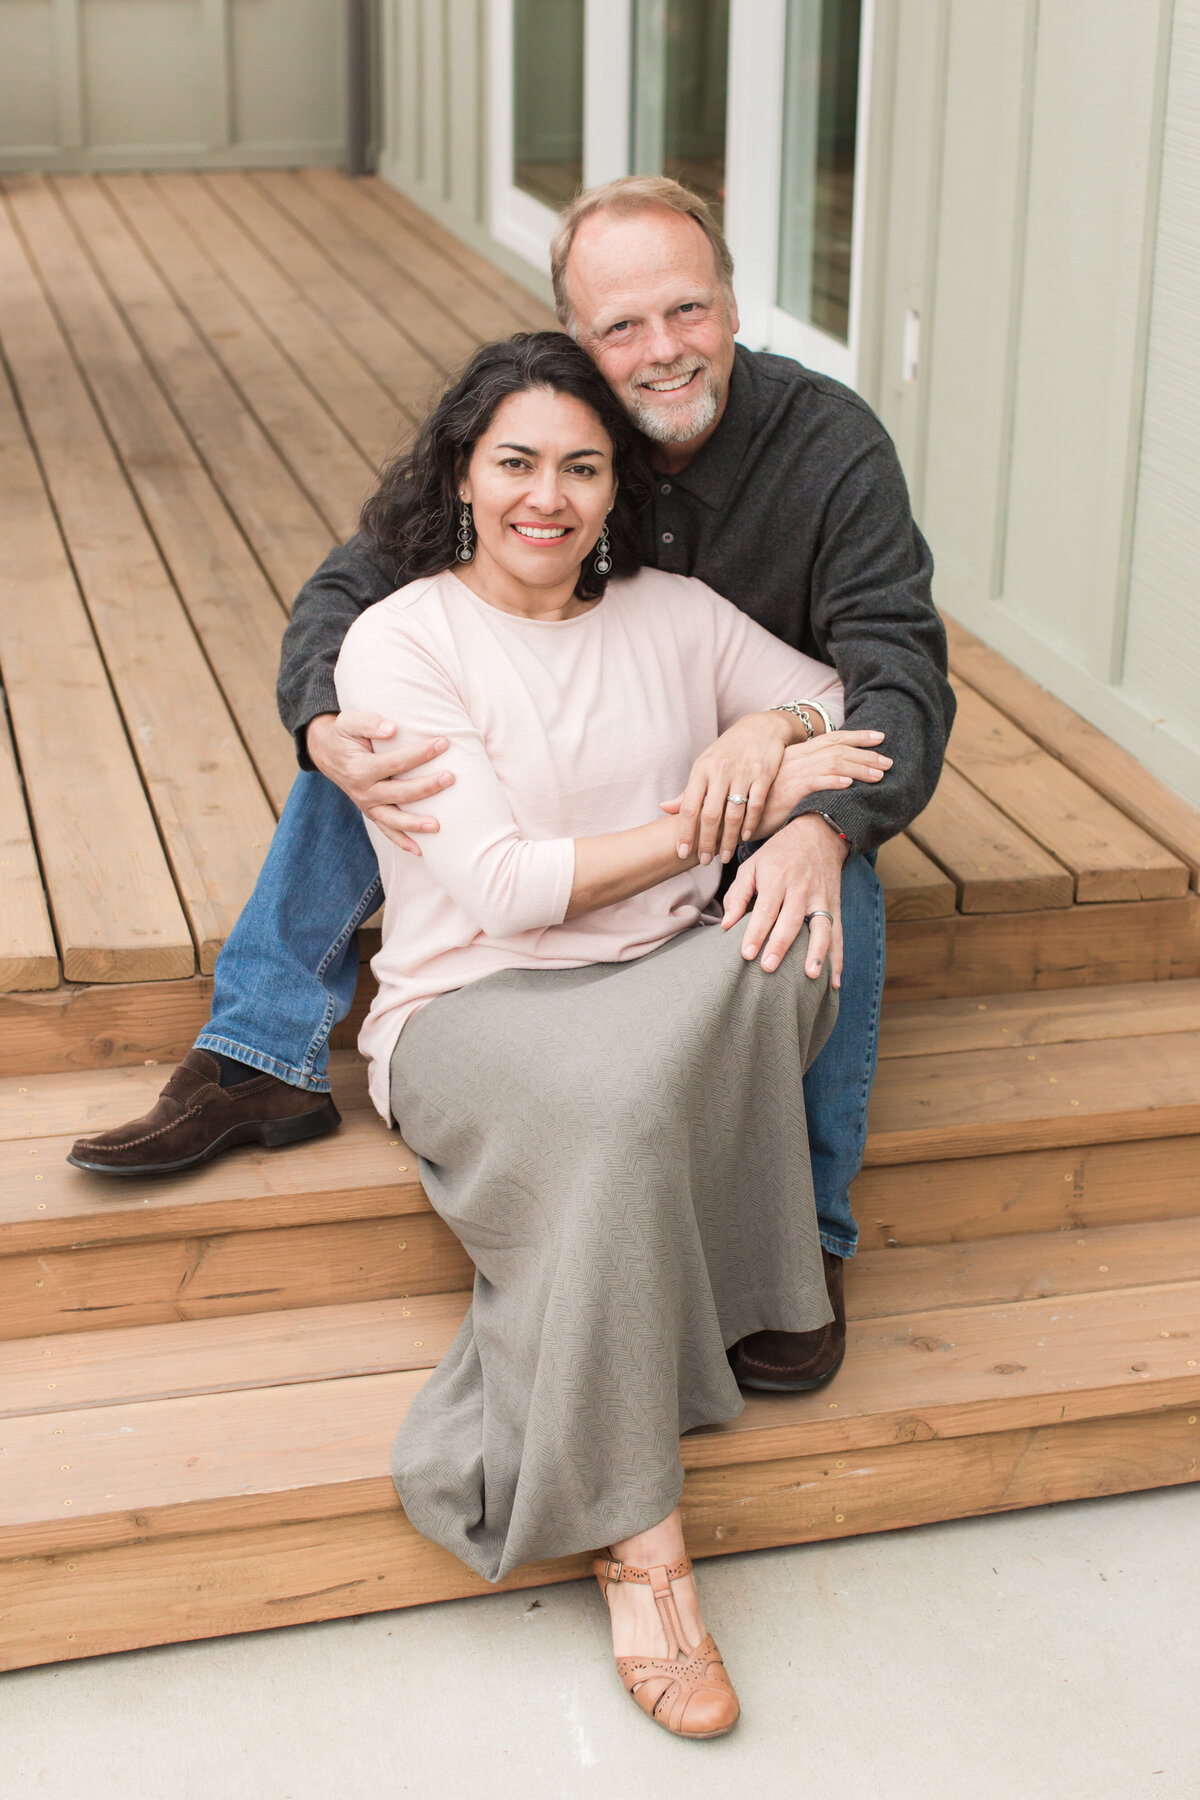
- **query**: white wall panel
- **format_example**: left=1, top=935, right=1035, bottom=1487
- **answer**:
left=0, top=0, right=59, bottom=149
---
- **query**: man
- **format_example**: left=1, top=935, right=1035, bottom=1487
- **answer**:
left=70, top=177, right=954, bottom=1393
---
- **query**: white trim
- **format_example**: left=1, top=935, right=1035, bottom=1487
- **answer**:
left=487, top=0, right=558, bottom=270
left=585, top=0, right=632, bottom=187
left=727, top=0, right=875, bottom=389
left=724, top=0, right=786, bottom=350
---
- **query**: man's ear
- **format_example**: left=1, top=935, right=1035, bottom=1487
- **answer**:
left=727, top=289, right=740, bottom=338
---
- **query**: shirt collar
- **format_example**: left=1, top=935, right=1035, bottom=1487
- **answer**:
left=654, top=344, right=762, bottom=511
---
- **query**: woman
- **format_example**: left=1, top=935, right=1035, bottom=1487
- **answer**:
left=336, top=333, right=890, bottom=1740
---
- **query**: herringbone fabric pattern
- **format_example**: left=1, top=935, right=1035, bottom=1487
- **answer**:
left=389, top=920, right=838, bottom=1581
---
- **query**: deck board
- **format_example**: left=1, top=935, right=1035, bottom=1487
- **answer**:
left=0, top=170, right=1198, bottom=999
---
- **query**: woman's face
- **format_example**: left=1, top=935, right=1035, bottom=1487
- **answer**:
left=459, top=387, right=618, bottom=593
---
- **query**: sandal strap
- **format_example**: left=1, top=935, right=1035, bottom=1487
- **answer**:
left=591, top=1553, right=692, bottom=1586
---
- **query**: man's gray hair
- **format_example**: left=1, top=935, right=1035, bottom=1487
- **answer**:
left=549, top=175, right=736, bottom=334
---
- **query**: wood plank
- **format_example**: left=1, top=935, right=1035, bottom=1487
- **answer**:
left=0, top=707, right=58, bottom=992
left=908, top=761, right=1073, bottom=912
left=103, top=172, right=374, bottom=543
left=305, top=168, right=537, bottom=344
left=879, top=977, right=1200, bottom=1059
left=54, top=181, right=333, bottom=610
left=0, top=1211, right=470, bottom=1342
left=0, top=358, right=193, bottom=985
left=0, top=1293, right=469, bottom=1417
left=0, top=1104, right=421, bottom=1257
left=3, top=1279, right=1197, bottom=1558
left=946, top=613, right=1200, bottom=889
left=864, top=1029, right=1200, bottom=1164
left=25, top=175, right=295, bottom=812
left=853, top=1136, right=1200, bottom=1248
left=8, top=1211, right=1199, bottom=1418
left=884, top=893, right=1200, bottom=1001
left=257, top=171, right=480, bottom=374
left=204, top=171, right=438, bottom=423
left=0, top=182, right=275, bottom=974
left=364, top=177, right=558, bottom=332
left=154, top=172, right=406, bottom=470
left=846, top=1214, right=1200, bottom=1320
left=876, top=833, right=957, bottom=919
left=0, top=1047, right=371, bottom=1142
left=946, top=680, right=1187, bottom=902
left=5, top=1404, right=1195, bottom=1670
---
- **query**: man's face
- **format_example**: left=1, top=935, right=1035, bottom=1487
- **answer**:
left=565, top=207, right=739, bottom=454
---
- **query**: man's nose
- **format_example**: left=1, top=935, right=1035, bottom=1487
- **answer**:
left=645, top=319, right=684, bottom=368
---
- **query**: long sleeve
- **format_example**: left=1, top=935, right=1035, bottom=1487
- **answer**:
left=334, top=602, right=575, bottom=938
left=706, top=586, right=845, bottom=732
left=791, top=435, right=955, bottom=852
left=277, top=532, right=406, bottom=767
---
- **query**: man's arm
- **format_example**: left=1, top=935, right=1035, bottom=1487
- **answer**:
left=791, top=433, right=955, bottom=855
left=276, top=532, right=404, bottom=768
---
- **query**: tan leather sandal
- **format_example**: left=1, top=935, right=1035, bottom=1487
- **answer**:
left=593, top=1552, right=740, bottom=1739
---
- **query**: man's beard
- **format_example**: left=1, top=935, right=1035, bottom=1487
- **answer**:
left=625, top=356, right=724, bottom=445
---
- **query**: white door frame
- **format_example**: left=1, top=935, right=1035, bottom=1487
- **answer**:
left=726, top=0, right=874, bottom=386
left=488, top=0, right=632, bottom=272
left=488, top=0, right=873, bottom=391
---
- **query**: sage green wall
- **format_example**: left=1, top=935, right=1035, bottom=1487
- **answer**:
left=0, top=0, right=346, bottom=170
left=865, top=0, right=1199, bottom=805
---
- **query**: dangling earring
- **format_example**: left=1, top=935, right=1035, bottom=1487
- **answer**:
left=456, top=500, right=475, bottom=563
left=593, top=520, right=612, bottom=576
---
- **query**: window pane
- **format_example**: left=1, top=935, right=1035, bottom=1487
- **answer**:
left=514, top=0, right=585, bottom=209
left=632, top=0, right=729, bottom=223
left=776, top=0, right=861, bottom=343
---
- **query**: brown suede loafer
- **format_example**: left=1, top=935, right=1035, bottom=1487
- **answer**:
left=727, top=1246, right=847, bottom=1392
left=67, top=1049, right=341, bottom=1176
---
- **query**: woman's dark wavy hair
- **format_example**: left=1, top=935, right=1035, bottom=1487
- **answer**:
left=359, top=331, right=652, bottom=601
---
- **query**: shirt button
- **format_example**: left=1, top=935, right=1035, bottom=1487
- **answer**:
left=661, top=530, right=674, bottom=544
left=660, top=482, right=672, bottom=495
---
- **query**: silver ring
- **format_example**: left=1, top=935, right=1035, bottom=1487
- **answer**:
left=806, top=910, right=834, bottom=926
left=728, top=794, right=750, bottom=807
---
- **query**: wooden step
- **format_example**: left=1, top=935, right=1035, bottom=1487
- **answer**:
left=2, top=1229, right=1196, bottom=1668
left=2, top=980, right=1198, bottom=1341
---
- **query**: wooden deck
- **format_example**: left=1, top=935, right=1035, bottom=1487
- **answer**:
left=1, top=172, right=1199, bottom=1672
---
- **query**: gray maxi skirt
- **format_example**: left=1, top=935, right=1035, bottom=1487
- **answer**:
left=388, top=918, right=839, bottom=1583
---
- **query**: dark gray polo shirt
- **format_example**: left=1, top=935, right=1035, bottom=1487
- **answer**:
left=277, top=344, right=954, bottom=854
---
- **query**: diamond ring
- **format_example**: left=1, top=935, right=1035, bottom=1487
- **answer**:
left=728, top=794, right=750, bottom=807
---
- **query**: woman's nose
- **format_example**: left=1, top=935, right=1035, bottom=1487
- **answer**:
left=526, top=468, right=567, bottom=513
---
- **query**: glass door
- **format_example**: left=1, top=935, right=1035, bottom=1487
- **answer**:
left=630, top=0, right=730, bottom=222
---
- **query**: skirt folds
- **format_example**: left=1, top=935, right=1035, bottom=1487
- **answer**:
left=388, top=919, right=839, bottom=1582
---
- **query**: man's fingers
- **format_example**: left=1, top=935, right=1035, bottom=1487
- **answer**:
left=370, top=769, right=455, bottom=809
left=740, top=886, right=785, bottom=961
left=365, top=735, right=450, bottom=780
left=829, top=912, right=845, bottom=990
left=804, top=911, right=836, bottom=980
left=338, top=710, right=399, bottom=742
left=721, top=863, right=756, bottom=927
left=760, top=897, right=811, bottom=972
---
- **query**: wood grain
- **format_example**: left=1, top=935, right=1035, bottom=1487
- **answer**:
left=0, top=706, right=58, bottom=992
left=946, top=681, right=1187, bottom=901
left=876, top=834, right=957, bottom=919
left=0, top=347, right=192, bottom=985
left=32, top=175, right=296, bottom=812
left=879, top=977, right=1200, bottom=1058
left=908, top=761, right=1073, bottom=912
left=0, top=180, right=275, bottom=972
left=946, top=613, right=1200, bottom=888
left=5, top=1405, right=1195, bottom=1670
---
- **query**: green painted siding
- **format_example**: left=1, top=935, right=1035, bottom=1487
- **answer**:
left=0, top=0, right=347, bottom=171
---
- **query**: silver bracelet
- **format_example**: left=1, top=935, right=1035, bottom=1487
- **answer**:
left=773, top=698, right=835, bottom=740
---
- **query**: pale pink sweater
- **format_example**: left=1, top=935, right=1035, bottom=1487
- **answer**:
left=335, top=567, right=844, bottom=1119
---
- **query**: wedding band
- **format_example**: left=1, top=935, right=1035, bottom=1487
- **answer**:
left=806, top=910, right=835, bottom=926
left=728, top=794, right=750, bottom=807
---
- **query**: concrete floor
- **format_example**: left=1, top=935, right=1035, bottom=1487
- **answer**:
left=3, top=1487, right=1197, bottom=1800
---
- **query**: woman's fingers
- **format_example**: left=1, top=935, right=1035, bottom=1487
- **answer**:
left=675, top=767, right=710, bottom=858
left=739, top=775, right=772, bottom=849
left=696, top=775, right=729, bottom=863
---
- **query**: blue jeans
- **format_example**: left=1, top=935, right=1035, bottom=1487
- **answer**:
left=198, top=772, right=885, bottom=1258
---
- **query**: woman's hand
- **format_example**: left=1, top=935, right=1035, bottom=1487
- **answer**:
left=755, top=731, right=891, bottom=836
left=663, top=711, right=803, bottom=866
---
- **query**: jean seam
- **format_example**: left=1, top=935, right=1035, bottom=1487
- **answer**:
left=300, top=875, right=383, bottom=1078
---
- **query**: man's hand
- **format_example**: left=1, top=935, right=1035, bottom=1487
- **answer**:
left=305, top=711, right=454, bottom=853
left=721, top=814, right=851, bottom=985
